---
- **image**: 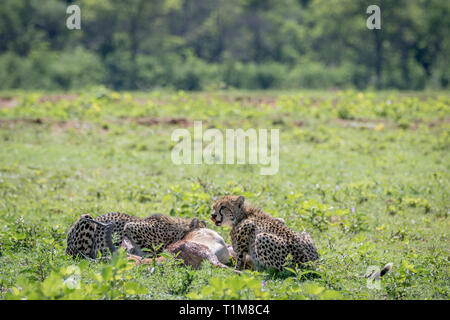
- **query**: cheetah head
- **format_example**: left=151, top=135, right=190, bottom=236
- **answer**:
left=79, top=214, right=94, bottom=221
left=211, top=195, right=245, bottom=227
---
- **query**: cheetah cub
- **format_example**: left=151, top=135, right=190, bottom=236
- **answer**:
left=211, top=195, right=319, bottom=271
left=66, top=212, right=206, bottom=259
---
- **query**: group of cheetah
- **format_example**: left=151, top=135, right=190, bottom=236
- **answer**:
left=66, top=195, right=319, bottom=271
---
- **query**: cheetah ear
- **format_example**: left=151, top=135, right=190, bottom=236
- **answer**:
left=236, top=196, right=245, bottom=207
left=190, top=218, right=199, bottom=229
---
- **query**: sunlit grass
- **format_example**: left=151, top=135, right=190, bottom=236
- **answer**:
left=0, top=89, right=448, bottom=299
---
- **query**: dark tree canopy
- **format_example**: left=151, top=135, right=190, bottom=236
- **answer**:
left=0, top=0, right=448, bottom=90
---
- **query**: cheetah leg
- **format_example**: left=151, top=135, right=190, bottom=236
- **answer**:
left=123, top=222, right=154, bottom=256
left=232, top=238, right=249, bottom=270
left=122, top=236, right=146, bottom=256
left=73, top=247, right=96, bottom=261
left=104, top=222, right=117, bottom=254
left=235, top=249, right=249, bottom=270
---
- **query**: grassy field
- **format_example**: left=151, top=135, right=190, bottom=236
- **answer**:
left=0, top=89, right=448, bottom=300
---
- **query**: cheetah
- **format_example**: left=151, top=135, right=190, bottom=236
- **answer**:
left=65, top=214, right=116, bottom=259
left=65, top=212, right=206, bottom=259
left=211, top=195, right=319, bottom=271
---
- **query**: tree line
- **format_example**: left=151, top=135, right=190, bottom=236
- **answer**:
left=0, top=0, right=448, bottom=90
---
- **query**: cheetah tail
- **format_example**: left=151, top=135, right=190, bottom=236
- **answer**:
left=81, top=216, right=118, bottom=255
left=105, top=222, right=118, bottom=254
left=379, top=262, right=393, bottom=277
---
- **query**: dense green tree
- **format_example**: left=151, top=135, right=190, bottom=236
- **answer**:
left=0, top=0, right=448, bottom=90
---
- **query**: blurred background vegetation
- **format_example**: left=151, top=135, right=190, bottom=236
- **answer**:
left=0, top=0, right=448, bottom=91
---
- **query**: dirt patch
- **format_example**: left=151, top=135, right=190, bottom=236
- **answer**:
left=127, top=117, right=192, bottom=127
left=37, top=94, right=80, bottom=104
left=0, top=117, right=192, bottom=138
left=0, top=97, right=18, bottom=109
left=410, top=118, right=450, bottom=130
left=331, top=118, right=394, bottom=129
left=220, top=95, right=279, bottom=108
left=0, top=118, right=43, bottom=127
left=0, top=117, right=193, bottom=131
left=132, top=97, right=149, bottom=106
left=0, top=118, right=107, bottom=135
left=330, top=117, right=449, bottom=130
left=51, top=120, right=92, bottom=132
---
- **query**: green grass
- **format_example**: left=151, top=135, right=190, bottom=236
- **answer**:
left=0, top=88, right=449, bottom=299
